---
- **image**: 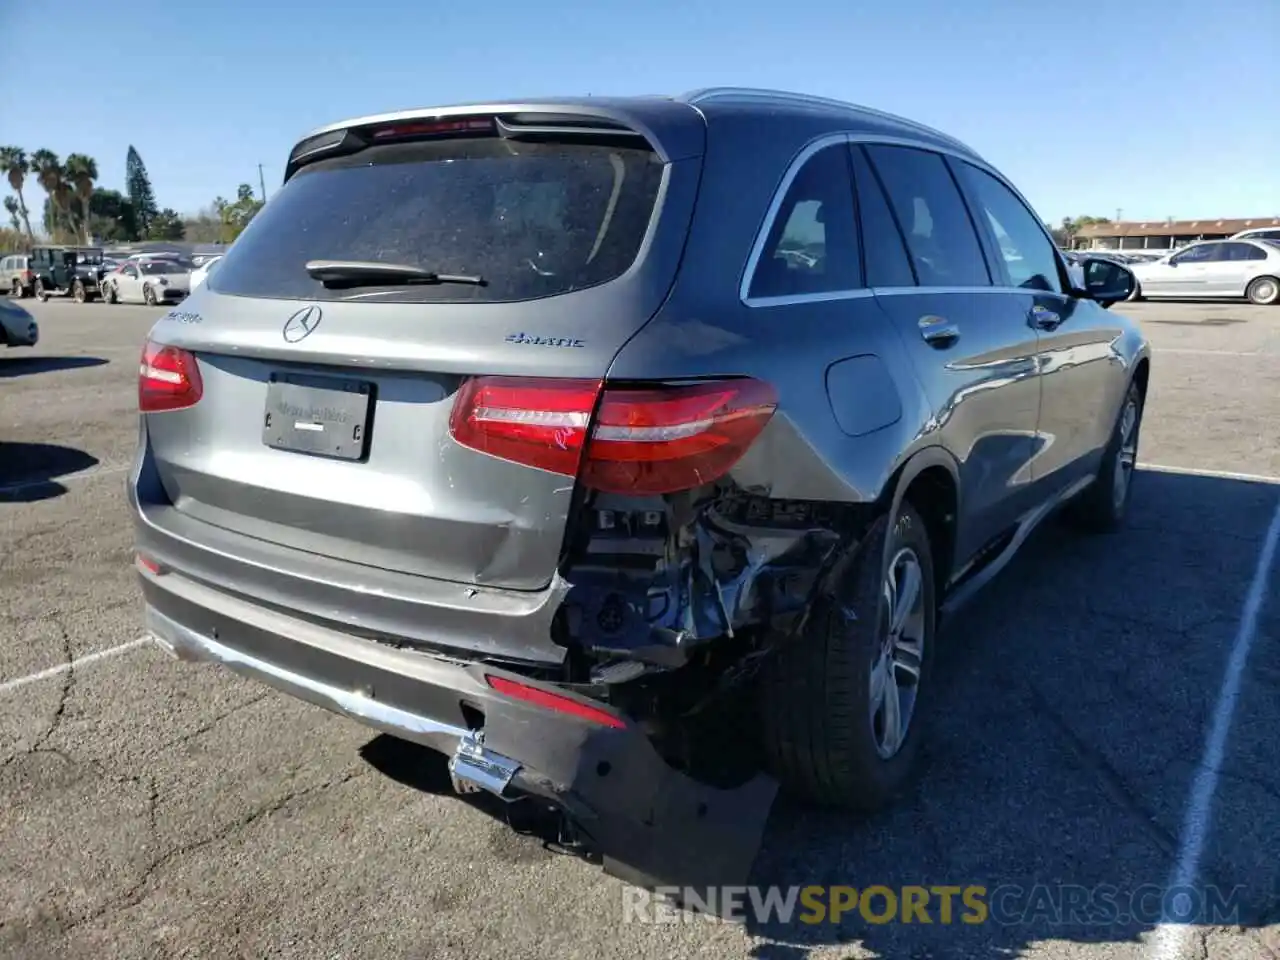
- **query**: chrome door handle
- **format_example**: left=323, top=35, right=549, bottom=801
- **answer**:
left=1028, top=305, right=1062, bottom=331
left=918, top=315, right=960, bottom=347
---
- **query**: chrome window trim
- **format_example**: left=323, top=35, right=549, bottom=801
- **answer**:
left=744, top=288, right=875, bottom=308
left=740, top=131, right=1070, bottom=309
left=738, top=132, right=851, bottom=304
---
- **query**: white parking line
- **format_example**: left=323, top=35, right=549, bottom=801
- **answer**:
left=1138, top=463, right=1280, bottom=486
left=0, top=636, right=150, bottom=694
left=1147, top=496, right=1280, bottom=959
left=0, top=462, right=129, bottom=496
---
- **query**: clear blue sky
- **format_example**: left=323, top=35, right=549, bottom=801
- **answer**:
left=2, top=0, right=1277, bottom=225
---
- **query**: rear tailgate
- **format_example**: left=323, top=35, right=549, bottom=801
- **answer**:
left=140, top=104, right=705, bottom=593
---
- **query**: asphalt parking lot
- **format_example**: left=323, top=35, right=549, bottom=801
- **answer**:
left=1, top=297, right=1277, bottom=960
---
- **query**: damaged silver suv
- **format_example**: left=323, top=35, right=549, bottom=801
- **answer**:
left=131, top=88, right=1150, bottom=890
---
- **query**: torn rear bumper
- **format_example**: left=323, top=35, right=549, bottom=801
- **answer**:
left=140, top=566, right=776, bottom=891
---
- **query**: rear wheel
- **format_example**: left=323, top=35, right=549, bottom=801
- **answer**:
left=1067, top=379, right=1144, bottom=533
left=34, top=278, right=48, bottom=302
left=104, top=282, right=118, bottom=304
left=9, top=279, right=22, bottom=299
left=1246, top=276, right=1279, bottom=306
left=73, top=280, right=86, bottom=303
left=143, top=284, right=156, bottom=306
left=758, top=503, right=935, bottom=811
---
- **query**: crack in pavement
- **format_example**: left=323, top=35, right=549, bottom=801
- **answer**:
left=58, top=766, right=370, bottom=938
left=28, top=617, right=73, bottom=755
left=150, top=692, right=273, bottom=755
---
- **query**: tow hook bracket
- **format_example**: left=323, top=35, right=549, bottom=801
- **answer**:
left=448, top=729, right=521, bottom=799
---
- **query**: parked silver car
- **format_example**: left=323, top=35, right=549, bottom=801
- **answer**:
left=0, top=254, right=35, bottom=298
left=0, top=297, right=38, bottom=347
left=1128, top=239, right=1280, bottom=304
left=102, top=258, right=193, bottom=306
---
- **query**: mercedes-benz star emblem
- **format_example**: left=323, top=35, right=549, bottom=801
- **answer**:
left=283, top=305, right=322, bottom=343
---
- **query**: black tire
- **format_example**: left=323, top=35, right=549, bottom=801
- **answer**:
left=1245, top=276, right=1280, bottom=306
left=143, top=284, right=156, bottom=306
left=104, top=282, right=118, bottom=304
left=758, top=503, right=936, bottom=811
left=9, top=280, right=21, bottom=299
left=1066, top=379, right=1145, bottom=533
left=34, top=278, right=48, bottom=302
left=73, top=280, right=86, bottom=303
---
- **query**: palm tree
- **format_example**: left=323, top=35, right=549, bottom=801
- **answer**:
left=3, top=196, right=20, bottom=232
left=0, top=147, right=35, bottom=240
left=64, top=153, right=98, bottom=244
left=30, top=149, right=72, bottom=241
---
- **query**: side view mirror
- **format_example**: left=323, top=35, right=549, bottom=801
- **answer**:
left=1073, top=255, right=1135, bottom=309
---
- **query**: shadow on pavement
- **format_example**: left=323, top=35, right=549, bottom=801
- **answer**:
left=0, top=356, right=109, bottom=378
left=0, top=443, right=100, bottom=503
left=361, top=468, right=1280, bottom=959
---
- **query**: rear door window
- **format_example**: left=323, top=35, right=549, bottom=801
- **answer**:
left=747, top=143, right=860, bottom=300
left=848, top=145, right=916, bottom=287
left=863, top=145, right=991, bottom=287
left=1223, top=242, right=1266, bottom=261
left=210, top=138, right=665, bottom=303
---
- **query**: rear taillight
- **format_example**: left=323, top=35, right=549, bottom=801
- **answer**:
left=449, top=376, right=777, bottom=495
left=21, top=269, right=33, bottom=282
left=139, top=339, right=203, bottom=413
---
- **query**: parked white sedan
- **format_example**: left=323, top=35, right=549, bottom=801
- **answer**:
left=101, top=258, right=194, bottom=306
left=1128, top=239, right=1280, bottom=304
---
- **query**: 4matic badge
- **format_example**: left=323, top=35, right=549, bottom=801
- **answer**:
left=505, top=332, right=585, bottom=348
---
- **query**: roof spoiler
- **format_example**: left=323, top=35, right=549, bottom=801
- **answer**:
left=284, top=99, right=704, bottom=182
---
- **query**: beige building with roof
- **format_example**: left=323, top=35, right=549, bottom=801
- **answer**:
left=1073, top=217, right=1280, bottom=254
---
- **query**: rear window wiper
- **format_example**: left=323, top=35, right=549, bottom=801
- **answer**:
left=304, top=259, right=487, bottom=289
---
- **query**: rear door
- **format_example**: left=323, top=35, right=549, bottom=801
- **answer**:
left=1213, top=241, right=1265, bottom=295
left=854, top=143, right=1043, bottom=564
left=142, top=114, right=703, bottom=591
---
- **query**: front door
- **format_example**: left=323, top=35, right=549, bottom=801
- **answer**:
left=950, top=158, right=1124, bottom=496
left=855, top=143, right=1043, bottom=565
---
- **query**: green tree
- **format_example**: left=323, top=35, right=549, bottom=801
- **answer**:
left=148, top=208, right=186, bottom=241
left=63, top=153, right=99, bottom=244
left=126, top=145, right=159, bottom=237
left=213, top=183, right=264, bottom=241
left=88, top=188, right=138, bottom=241
left=3, top=196, right=20, bottom=232
left=0, top=147, right=35, bottom=240
left=1057, top=215, right=1111, bottom=248
left=31, top=150, right=78, bottom=242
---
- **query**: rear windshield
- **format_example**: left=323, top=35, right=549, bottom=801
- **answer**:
left=209, top=138, right=665, bottom=303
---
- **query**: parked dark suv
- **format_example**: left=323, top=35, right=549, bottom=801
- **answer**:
left=131, top=88, right=1149, bottom=889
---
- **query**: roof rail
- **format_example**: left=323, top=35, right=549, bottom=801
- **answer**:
left=680, top=87, right=976, bottom=155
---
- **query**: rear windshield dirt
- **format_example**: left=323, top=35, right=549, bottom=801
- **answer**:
left=209, top=138, right=665, bottom=303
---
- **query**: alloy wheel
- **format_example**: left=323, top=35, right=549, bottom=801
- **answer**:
left=870, top=546, right=926, bottom=759
left=1112, top=395, right=1140, bottom=509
